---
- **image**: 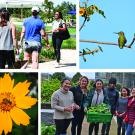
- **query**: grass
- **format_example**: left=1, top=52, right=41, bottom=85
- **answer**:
left=46, top=26, right=76, bottom=35
left=16, top=25, right=76, bottom=35
left=15, top=24, right=76, bottom=61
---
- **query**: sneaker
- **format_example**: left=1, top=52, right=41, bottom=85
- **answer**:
left=55, top=62, right=60, bottom=68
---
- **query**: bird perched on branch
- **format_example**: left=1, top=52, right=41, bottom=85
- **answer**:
left=114, top=31, right=127, bottom=49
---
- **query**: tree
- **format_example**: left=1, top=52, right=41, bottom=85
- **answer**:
left=51, top=72, right=66, bottom=81
left=116, top=83, right=122, bottom=91
left=88, top=80, right=95, bottom=90
left=54, top=1, right=76, bottom=21
left=71, top=72, right=82, bottom=84
left=40, top=0, right=54, bottom=23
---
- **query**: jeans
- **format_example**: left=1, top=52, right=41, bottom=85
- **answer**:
left=126, top=124, right=134, bottom=135
left=55, top=119, right=71, bottom=135
left=89, top=122, right=99, bottom=135
left=71, top=110, right=85, bottom=135
left=117, top=116, right=125, bottom=135
left=101, top=122, right=111, bottom=135
left=52, top=33, right=63, bottom=63
left=0, top=50, right=15, bottom=69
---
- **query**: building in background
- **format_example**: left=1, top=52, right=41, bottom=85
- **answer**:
left=95, top=72, right=135, bottom=88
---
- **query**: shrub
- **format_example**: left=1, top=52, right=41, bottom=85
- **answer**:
left=41, top=123, right=55, bottom=135
left=41, top=79, right=60, bottom=103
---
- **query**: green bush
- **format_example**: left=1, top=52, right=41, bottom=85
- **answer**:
left=62, top=38, right=76, bottom=49
left=39, top=48, right=55, bottom=61
left=41, top=123, right=55, bottom=135
left=41, top=79, right=60, bottom=103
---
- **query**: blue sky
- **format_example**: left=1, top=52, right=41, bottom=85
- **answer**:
left=80, top=0, right=135, bottom=69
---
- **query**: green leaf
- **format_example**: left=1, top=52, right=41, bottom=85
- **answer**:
left=83, top=49, right=86, bottom=55
left=82, top=56, right=87, bottom=62
left=98, top=46, right=103, bottom=52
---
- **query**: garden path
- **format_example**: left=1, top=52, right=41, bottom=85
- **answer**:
left=67, top=117, right=117, bottom=135
left=38, top=49, right=76, bottom=70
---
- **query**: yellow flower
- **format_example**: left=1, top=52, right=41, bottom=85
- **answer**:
left=79, top=8, right=85, bottom=16
left=0, top=74, right=37, bottom=135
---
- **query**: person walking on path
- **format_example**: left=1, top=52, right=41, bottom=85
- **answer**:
left=0, top=9, right=18, bottom=69
left=84, top=79, right=109, bottom=135
left=19, top=6, right=50, bottom=69
left=116, top=87, right=130, bottom=135
left=51, top=78, right=79, bottom=135
left=101, top=78, right=119, bottom=135
left=51, top=11, right=67, bottom=68
left=70, top=76, right=89, bottom=135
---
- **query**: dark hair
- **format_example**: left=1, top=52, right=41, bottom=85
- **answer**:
left=56, top=11, right=63, bottom=19
left=109, top=77, right=117, bottom=85
left=121, top=87, right=130, bottom=96
left=0, top=9, right=10, bottom=21
left=61, top=78, right=71, bottom=85
left=93, top=79, right=104, bottom=89
left=131, top=87, right=135, bottom=92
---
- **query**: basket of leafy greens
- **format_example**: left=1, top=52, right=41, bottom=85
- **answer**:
left=86, top=103, right=112, bottom=123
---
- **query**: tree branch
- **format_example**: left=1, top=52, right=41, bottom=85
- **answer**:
left=79, top=49, right=99, bottom=56
left=80, top=35, right=135, bottom=48
left=79, top=16, right=87, bottom=31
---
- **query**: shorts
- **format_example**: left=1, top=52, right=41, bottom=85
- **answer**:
left=0, top=50, right=15, bottom=69
left=24, top=41, right=42, bottom=53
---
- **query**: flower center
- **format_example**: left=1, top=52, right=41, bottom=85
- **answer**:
left=0, top=92, right=16, bottom=111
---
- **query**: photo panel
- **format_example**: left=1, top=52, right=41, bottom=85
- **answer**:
left=0, top=0, right=77, bottom=70
left=79, top=0, right=135, bottom=69
left=41, top=72, right=135, bottom=135
left=0, top=72, right=38, bottom=135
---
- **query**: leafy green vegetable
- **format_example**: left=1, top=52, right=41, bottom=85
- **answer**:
left=88, top=103, right=110, bottom=113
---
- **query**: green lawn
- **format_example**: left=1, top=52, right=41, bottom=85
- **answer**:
left=45, top=26, right=76, bottom=35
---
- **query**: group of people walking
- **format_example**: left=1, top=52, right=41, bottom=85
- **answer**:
left=51, top=77, right=135, bottom=135
left=0, top=6, right=67, bottom=69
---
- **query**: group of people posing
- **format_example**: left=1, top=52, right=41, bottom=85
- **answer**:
left=51, top=76, right=135, bottom=135
left=0, top=6, right=67, bottom=69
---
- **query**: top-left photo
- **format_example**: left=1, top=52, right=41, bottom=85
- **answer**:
left=0, top=0, right=76, bottom=69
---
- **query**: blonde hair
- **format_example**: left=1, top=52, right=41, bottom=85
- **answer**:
left=78, top=76, right=89, bottom=87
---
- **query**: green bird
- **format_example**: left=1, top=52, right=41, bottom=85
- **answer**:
left=114, top=31, right=127, bottom=49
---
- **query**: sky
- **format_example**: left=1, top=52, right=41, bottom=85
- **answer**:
left=49, top=0, right=76, bottom=7
left=80, top=0, right=135, bottom=69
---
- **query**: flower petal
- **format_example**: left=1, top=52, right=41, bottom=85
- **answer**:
left=10, top=107, right=30, bottom=126
left=12, top=81, right=31, bottom=97
left=0, top=74, right=14, bottom=93
left=0, top=110, right=12, bottom=135
left=16, top=96, right=37, bottom=109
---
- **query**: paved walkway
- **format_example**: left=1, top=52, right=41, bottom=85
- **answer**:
left=38, top=49, right=76, bottom=70
left=67, top=117, right=117, bottom=135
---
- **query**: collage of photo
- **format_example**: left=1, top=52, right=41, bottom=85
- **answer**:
left=0, top=0, right=135, bottom=135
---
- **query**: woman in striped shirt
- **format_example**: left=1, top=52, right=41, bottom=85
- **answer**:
left=125, top=88, right=135, bottom=135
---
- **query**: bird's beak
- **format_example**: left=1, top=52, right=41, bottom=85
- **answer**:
left=114, top=32, right=118, bottom=34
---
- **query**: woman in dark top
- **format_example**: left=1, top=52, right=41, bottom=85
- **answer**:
left=125, top=87, right=135, bottom=135
left=116, top=87, right=130, bottom=135
left=70, top=76, right=89, bottom=135
left=84, top=79, right=108, bottom=135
